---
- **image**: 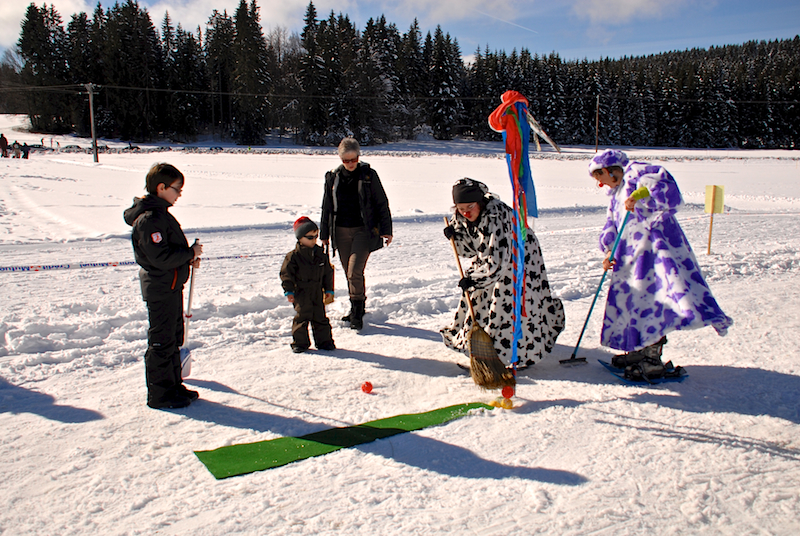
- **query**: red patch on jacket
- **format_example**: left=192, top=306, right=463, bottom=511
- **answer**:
left=151, top=232, right=163, bottom=243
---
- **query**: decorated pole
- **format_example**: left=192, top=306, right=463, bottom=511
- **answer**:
left=488, top=91, right=538, bottom=372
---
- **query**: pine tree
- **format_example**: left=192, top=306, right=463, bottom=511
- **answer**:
left=168, top=23, right=206, bottom=140
left=396, top=20, right=427, bottom=139
left=428, top=26, right=463, bottom=140
left=0, top=50, right=26, bottom=114
left=463, top=47, right=488, bottom=139
left=231, top=0, right=270, bottom=145
left=358, top=15, right=400, bottom=143
left=101, top=0, right=164, bottom=140
left=205, top=9, right=235, bottom=137
left=299, top=1, right=327, bottom=144
left=266, top=25, right=303, bottom=141
left=18, top=3, right=71, bottom=132
left=65, top=11, right=93, bottom=136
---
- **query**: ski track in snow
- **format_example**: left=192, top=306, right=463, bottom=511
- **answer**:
left=0, top=133, right=799, bottom=535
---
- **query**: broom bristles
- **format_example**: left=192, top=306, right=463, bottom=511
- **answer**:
left=468, top=325, right=516, bottom=389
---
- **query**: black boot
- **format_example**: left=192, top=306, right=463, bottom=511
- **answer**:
left=341, top=302, right=353, bottom=323
left=350, top=299, right=365, bottom=330
left=612, top=336, right=667, bottom=368
left=343, top=299, right=366, bottom=325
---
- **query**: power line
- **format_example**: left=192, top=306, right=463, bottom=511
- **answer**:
left=0, top=82, right=798, bottom=105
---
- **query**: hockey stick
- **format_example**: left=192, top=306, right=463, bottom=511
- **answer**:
left=560, top=211, right=631, bottom=365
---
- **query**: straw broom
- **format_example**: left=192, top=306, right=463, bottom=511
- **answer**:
left=444, top=218, right=515, bottom=390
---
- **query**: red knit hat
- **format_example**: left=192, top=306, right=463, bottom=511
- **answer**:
left=293, top=216, right=318, bottom=239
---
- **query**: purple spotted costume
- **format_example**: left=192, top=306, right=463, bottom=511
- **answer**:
left=590, top=150, right=733, bottom=352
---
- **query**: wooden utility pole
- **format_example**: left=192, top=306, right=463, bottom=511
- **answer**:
left=594, top=95, right=600, bottom=152
left=85, top=84, right=98, bottom=163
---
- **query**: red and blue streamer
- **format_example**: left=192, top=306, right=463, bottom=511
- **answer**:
left=488, top=91, right=538, bottom=368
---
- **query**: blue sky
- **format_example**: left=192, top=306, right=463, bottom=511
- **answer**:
left=2, top=0, right=798, bottom=62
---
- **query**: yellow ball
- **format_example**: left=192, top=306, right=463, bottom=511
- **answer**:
left=489, top=399, right=501, bottom=407
left=500, top=398, right=514, bottom=409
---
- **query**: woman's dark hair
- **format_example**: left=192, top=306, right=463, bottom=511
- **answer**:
left=145, top=163, right=184, bottom=195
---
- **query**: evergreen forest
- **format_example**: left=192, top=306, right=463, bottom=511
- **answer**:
left=2, top=0, right=798, bottom=149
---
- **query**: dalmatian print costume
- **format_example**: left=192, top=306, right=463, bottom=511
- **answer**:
left=441, top=193, right=565, bottom=367
left=597, top=154, right=733, bottom=352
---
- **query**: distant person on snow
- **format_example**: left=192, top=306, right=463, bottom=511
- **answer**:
left=320, top=137, right=393, bottom=331
left=124, top=163, right=203, bottom=410
left=0, top=133, right=7, bottom=157
left=12, top=141, right=20, bottom=158
left=589, top=149, right=733, bottom=380
left=280, top=216, right=336, bottom=353
left=441, top=178, right=565, bottom=368
left=21, top=143, right=30, bottom=159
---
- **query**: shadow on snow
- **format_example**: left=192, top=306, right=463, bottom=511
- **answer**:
left=533, top=343, right=800, bottom=425
left=0, top=376, right=104, bottom=423
left=358, top=426, right=587, bottom=485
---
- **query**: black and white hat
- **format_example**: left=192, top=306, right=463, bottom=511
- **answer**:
left=452, top=178, right=488, bottom=204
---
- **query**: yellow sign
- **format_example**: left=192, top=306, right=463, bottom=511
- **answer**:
left=705, top=185, right=724, bottom=214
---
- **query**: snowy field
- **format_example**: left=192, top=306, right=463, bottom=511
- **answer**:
left=1, top=114, right=799, bottom=535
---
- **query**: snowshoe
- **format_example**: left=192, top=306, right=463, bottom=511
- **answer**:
left=611, top=350, right=645, bottom=369
left=611, top=336, right=667, bottom=368
left=623, top=356, right=666, bottom=382
left=599, top=358, right=687, bottom=385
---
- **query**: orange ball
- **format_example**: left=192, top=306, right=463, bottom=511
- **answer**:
left=361, top=381, right=373, bottom=394
left=501, top=385, right=515, bottom=399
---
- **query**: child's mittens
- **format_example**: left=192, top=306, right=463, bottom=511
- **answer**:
left=625, top=186, right=650, bottom=211
left=323, top=291, right=335, bottom=305
left=630, top=186, right=650, bottom=200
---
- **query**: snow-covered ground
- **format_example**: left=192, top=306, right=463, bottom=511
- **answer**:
left=1, top=115, right=799, bottom=535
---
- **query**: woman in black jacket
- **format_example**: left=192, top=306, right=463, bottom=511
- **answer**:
left=320, top=138, right=392, bottom=330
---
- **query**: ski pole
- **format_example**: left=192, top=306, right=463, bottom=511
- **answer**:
left=560, top=211, right=631, bottom=365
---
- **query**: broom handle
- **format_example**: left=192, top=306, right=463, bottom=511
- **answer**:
left=570, top=211, right=631, bottom=358
left=444, top=217, right=478, bottom=323
left=183, top=241, right=199, bottom=346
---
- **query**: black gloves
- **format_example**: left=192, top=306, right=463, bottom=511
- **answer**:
left=443, top=225, right=456, bottom=240
left=458, top=277, right=475, bottom=291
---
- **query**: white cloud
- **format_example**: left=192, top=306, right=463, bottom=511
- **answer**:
left=571, top=0, right=695, bottom=25
left=0, top=1, right=94, bottom=50
left=390, top=0, right=521, bottom=25
left=145, top=0, right=299, bottom=33
left=0, top=0, right=312, bottom=52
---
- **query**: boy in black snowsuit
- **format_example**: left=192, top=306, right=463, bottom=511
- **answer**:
left=280, top=217, right=336, bottom=353
left=124, top=163, right=203, bottom=409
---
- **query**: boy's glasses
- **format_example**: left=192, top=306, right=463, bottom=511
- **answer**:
left=304, top=233, right=318, bottom=240
left=341, top=157, right=359, bottom=164
left=169, top=185, right=182, bottom=194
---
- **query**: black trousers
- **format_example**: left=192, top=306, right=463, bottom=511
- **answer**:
left=292, top=298, right=333, bottom=348
left=144, top=291, right=184, bottom=403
